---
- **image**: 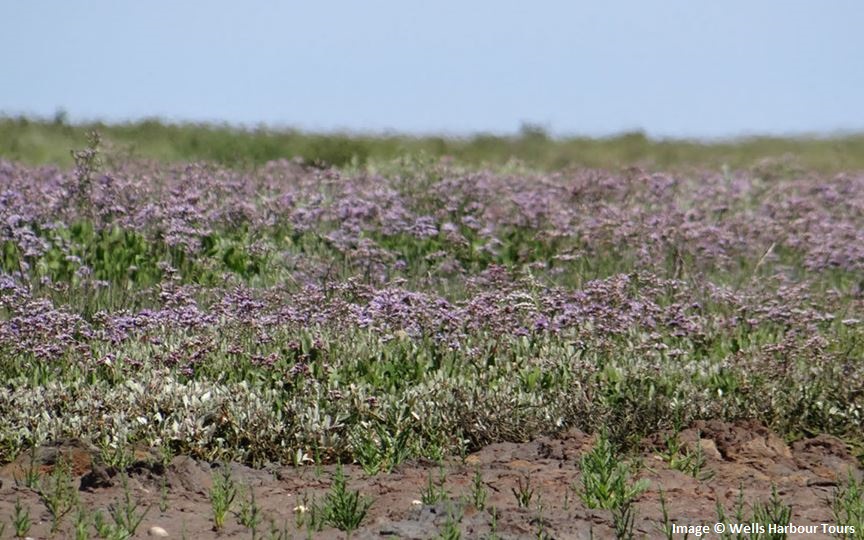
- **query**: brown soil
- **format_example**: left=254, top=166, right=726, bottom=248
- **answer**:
left=1, top=421, right=861, bottom=539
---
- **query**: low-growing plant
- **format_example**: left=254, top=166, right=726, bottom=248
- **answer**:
left=438, top=503, right=463, bottom=540
left=354, top=435, right=385, bottom=476
left=73, top=506, right=92, bottom=540
left=108, top=476, right=151, bottom=537
left=235, top=486, right=264, bottom=539
left=715, top=486, right=747, bottom=540
left=421, top=466, right=450, bottom=505
left=293, top=495, right=308, bottom=528
left=578, top=431, right=649, bottom=510
left=293, top=492, right=324, bottom=532
left=578, top=431, right=649, bottom=540
left=99, top=434, right=135, bottom=471
left=751, top=486, right=792, bottom=538
left=93, top=509, right=112, bottom=538
left=660, top=430, right=714, bottom=481
left=831, top=470, right=864, bottom=539
left=353, top=421, right=413, bottom=475
left=715, top=484, right=792, bottom=540
left=159, top=475, right=170, bottom=512
left=14, top=447, right=41, bottom=489
left=488, top=506, right=501, bottom=540
left=469, top=468, right=488, bottom=510
left=439, top=522, right=462, bottom=540
left=12, top=496, right=31, bottom=538
left=321, top=463, right=373, bottom=535
left=37, top=458, right=79, bottom=533
left=532, top=497, right=552, bottom=539
left=512, top=474, right=536, bottom=508
left=210, top=464, right=238, bottom=531
left=657, top=488, right=687, bottom=540
left=611, top=497, right=640, bottom=540
left=267, top=518, right=292, bottom=540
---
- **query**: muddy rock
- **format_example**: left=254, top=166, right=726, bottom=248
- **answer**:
left=167, top=455, right=213, bottom=495
left=0, top=423, right=860, bottom=540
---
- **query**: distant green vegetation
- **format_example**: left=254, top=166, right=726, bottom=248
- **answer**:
left=2, top=115, right=864, bottom=171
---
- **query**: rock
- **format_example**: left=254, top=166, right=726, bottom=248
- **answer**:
left=698, top=438, right=722, bottom=461
left=227, top=461, right=274, bottom=487
left=168, top=455, right=212, bottom=495
left=80, top=464, right=118, bottom=491
left=0, top=439, right=99, bottom=480
left=148, top=525, right=170, bottom=536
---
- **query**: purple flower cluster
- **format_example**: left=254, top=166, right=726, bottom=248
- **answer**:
left=0, top=157, right=859, bottom=372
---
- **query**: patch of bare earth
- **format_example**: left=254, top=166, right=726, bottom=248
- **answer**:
left=1, top=421, right=860, bottom=539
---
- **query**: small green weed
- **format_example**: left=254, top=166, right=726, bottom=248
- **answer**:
left=321, top=463, right=373, bottom=535
left=209, top=465, right=237, bottom=531
left=73, top=506, right=91, bottom=540
left=235, top=486, right=264, bottom=539
left=611, top=498, right=639, bottom=540
left=437, top=502, right=463, bottom=540
left=469, top=468, right=487, bottom=510
left=488, top=506, right=501, bottom=540
left=93, top=509, right=112, bottom=538
left=831, top=470, right=864, bottom=539
left=37, top=459, right=79, bottom=533
left=657, top=488, right=686, bottom=540
left=99, top=435, right=134, bottom=471
left=354, top=422, right=413, bottom=475
left=578, top=431, right=649, bottom=540
left=578, top=431, right=649, bottom=510
left=421, top=466, right=450, bottom=505
left=12, top=496, right=31, bottom=538
left=159, top=475, right=170, bottom=512
left=512, top=475, right=536, bottom=508
left=533, top=497, right=552, bottom=539
left=293, top=492, right=324, bottom=533
left=267, top=518, right=292, bottom=540
left=108, top=476, right=151, bottom=537
left=14, top=448, right=41, bottom=488
left=752, top=486, right=792, bottom=538
left=715, top=484, right=792, bottom=540
left=660, top=431, right=714, bottom=481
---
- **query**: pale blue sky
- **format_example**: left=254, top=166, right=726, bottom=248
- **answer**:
left=1, top=1, right=862, bottom=138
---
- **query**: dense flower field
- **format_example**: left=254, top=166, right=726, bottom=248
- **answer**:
left=1, top=146, right=862, bottom=469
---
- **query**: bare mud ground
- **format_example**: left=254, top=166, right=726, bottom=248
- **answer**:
left=1, top=421, right=861, bottom=539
